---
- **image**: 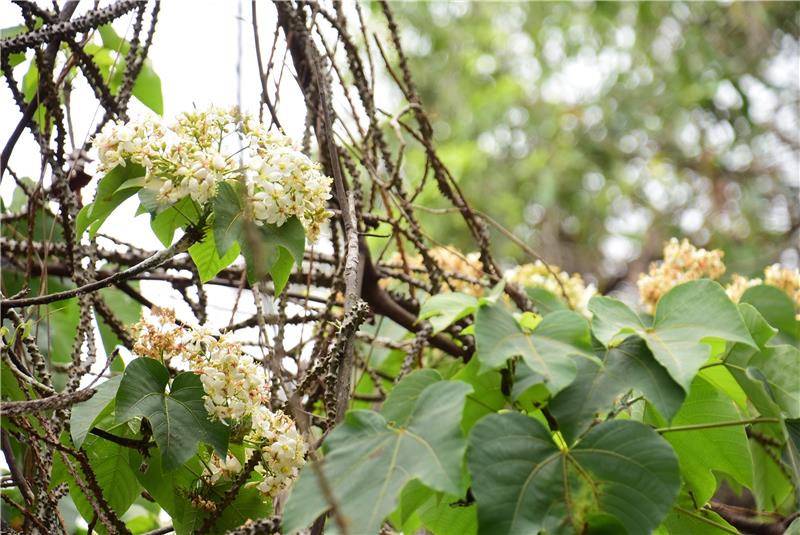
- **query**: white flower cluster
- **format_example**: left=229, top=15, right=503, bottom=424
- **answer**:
left=249, top=407, right=308, bottom=497
left=91, top=106, right=332, bottom=240
left=726, top=263, right=800, bottom=311
left=637, top=238, right=726, bottom=313
left=505, top=261, right=597, bottom=317
left=182, top=328, right=271, bottom=422
left=131, top=309, right=307, bottom=499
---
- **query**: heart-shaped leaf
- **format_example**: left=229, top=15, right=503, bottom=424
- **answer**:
left=590, top=280, right=756, bottom=392
left=649, top=376, right=752, bottom=504
left=467, top=413, right=680, bottom=535
left=283, top=374, right=472, bottom=535
left=549, top=336, right=684, bottom=443
left=116, top=358, right=229, bottom=470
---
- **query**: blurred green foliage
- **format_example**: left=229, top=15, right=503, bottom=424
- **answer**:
left=391, top=2, right=799, bottom=289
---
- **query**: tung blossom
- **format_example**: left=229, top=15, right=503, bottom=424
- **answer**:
left=130, top=309, right=307, bottom=498
left=91, top=106, right=332, bottom=241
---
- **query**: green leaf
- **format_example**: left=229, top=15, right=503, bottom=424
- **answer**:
left=115, top=358, right=229, bottom=470
left=223, top=183, right=305, bottom=291
left=419, top=293, right=479, bottom=334
left=475, top=304, right=593, bottom=395
left=649, top=376, right=753, bottom=504
left=188, top=227, right=240, bottom=283
left=147, top=196, right=199, bottom=246
left=525, top=287, right=569, bottom=315
left=71, top=435, right=140, bottom=525
left=132, top=451, right=204, bottom=534
left=467, top=414, right=680, bottom=535
left=724, top=303, right=800, bottom=418
left=741, top=284, right=800, bottom=342
left=269, top=245, right=295, bottom=295
left=132, top=60, right=163, bottom=115
left=78, top=163, right=146, bottom=237
left=656, top=488, right=737, bottom=535
left=212, top=180, right=246, bottom=256
left=784, top=417, right=800, bottom=501
left=746, top=345, right=800, bottom=418
left=212, top=486, right=272, bottom=534
left=549, top=336, right=685, bottom=444
left=97, top=24, right=163, bottom=114
left=283, top=378, right=473, bottom=535
left=451, top=358, right=506, bottom=433
left=749, top=425, right=794, bottom=511
left=381, top=369, right=442, bottom=426
left=239, top=217, right=306, bottom=293
left=70, top=375, right=122, bottom=448
left=417, top=493, right=478, bottom=535
left=257, top=216, right=306, bottom=267
left=590, top=280, right=756, bottom=392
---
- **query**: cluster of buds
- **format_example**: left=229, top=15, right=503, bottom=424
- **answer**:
left=505, top=261, right=596, bottom=318
left=764, top=264, right=800, bottom=307
left=637, top=238, right=726, bottom=313
left=724, top=274, right=763, bottom=304
left=130, top=309, right=306, bottom=499
left=381, top=247, right=485, bottom=296
left=726, top=264, right=800, bottom=310
left=91, top=106, right=332, bottom=240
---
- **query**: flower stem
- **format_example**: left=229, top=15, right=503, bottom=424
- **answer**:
left=657, top=417, right=780, bottom=434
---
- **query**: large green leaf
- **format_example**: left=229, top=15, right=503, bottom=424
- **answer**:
left=188, top=227, right=240, bottom=283
left=206, top=486, right=272, bottom=534
left=590, top=280, right=756, bottom=392
left=475, top=305, right=593, bottom=395
left=283, top=376, right=472, bottom=535
left=467, top=414, right=680, bottom=535
left=549, top=336, right=685, bottom=444
left=741, top=284, right=800, bottom=342
left=381, top=369, right=442, bottom=426
left=70, top=375, right=122, bottom=448
left=725, top=304, right=800, bottom=418
left=419, top=292, right=479, bottom=334
left=115, top=358, right=229, bottom=470
left=525, top=287, right=569, bottom=316
left=215, top=181, right=305, bottom=293
left=132, top=451, right=204, bottom=535
left=648, top=376, right=753, bottom=504
left=97, top=24, right=163, bottom=114
left=749, top=424, right=794, bottom=511
left=451, top=358, right=506, bottom=433
left=77, top=163, right=145, bottom=237
left=240, top=217, right=305, bottom=294
left=747, top=345, right=800, bottom=419
left=417, top=493, right=478, bottom=535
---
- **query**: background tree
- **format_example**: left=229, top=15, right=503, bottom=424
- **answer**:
left=393, top=2, right=800, bottom=290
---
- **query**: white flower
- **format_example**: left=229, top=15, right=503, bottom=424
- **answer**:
left=90, top=106, right=333, bottom=239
